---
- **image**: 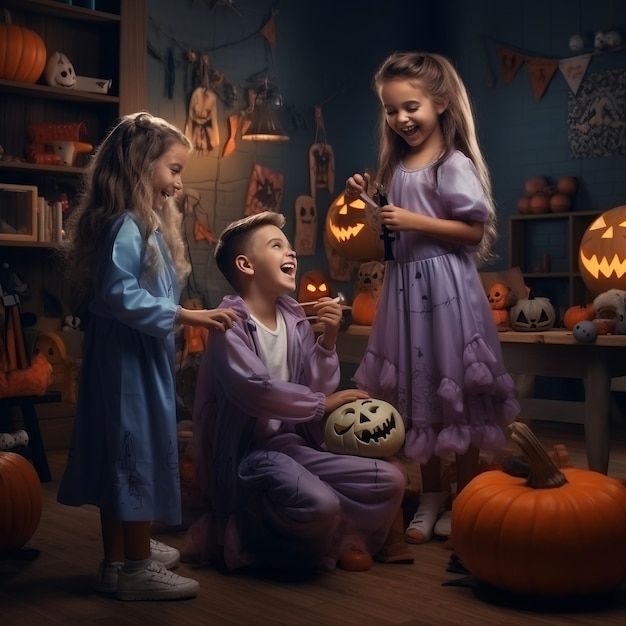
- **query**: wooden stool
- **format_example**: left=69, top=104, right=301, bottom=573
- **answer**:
left=0, top=391, right=61, bottom=482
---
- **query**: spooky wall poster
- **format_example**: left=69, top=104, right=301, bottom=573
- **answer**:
left=568, top=69, right=626, bottom=158
left=244, top=163, right=284, bottom=216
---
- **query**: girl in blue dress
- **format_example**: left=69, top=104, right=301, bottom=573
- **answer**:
left=57, top=112, right=236, bottom=601
left=346, top=52, right=520, bottom=545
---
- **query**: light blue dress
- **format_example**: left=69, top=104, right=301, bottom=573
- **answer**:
left=57, top=213, right=182, bottom=525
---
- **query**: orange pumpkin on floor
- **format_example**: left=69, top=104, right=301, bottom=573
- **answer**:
left=451, top=422, right=626, bottom=596
left=0, top=452, right=43, bottom=553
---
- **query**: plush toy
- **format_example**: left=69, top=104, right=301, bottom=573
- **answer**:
left=486, top=282, right=517, bottom=330
left=324, top=398, right=405, bottom=459
left=592, top=288, right=626, bottom=334
left=43, top=51, right=76, bottom=88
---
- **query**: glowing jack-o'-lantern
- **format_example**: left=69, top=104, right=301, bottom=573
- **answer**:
left=325, top=193, right=383, bottom=262
left=324, top=398, right=405, bottom=458
left=579, top=206, right=626, bottom=297
left=509, top=292, right=555, bottom=331
left=297, top=270, right=330, bottom=303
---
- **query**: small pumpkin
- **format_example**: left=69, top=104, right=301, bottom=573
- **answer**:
left=0, top=452, right=43, bottom=553
left=351, top=291, right=379, bottom=325
left=0, top=12, right=47, bottom=84
left=452, top=422, right=626, bottom=596
left=351, top=261, right=384, bottom=325
left=509, top=291, right=555, bottom=331
left=297, top=270, right=330, bottom=304
left=562, top=303, right=595, bottom=330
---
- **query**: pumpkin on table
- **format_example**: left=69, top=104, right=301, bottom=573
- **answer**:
left=509, top=291, right=555, bottom=331
left=562, top=303, right=595, bottom=331
left=451, top=422, right=626, bottom=597
left=0, top=452, right=43, bottom=553
left=579, top=205, right=626, bottom=297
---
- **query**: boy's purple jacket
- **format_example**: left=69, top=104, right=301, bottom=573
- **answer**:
left=192, top=293, right=340, bottom=516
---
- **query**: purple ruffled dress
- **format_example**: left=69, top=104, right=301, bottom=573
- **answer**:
left=354, top=151, right=520, bottom=464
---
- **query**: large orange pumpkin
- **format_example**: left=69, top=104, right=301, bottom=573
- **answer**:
left=0, top=14, right=47, bottom=84
left=452, top=422, right=626, bottom=596
left=325, top=193, right=383, bottom=262
left=0, top=452, right=43, bottom=553
left=579, top=205, right=626, bottom=297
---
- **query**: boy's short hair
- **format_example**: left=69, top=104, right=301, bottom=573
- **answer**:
left=215, top=211, right=286, bottom=291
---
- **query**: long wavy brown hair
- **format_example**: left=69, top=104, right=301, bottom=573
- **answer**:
left=61, top=112, right=192, bottom=295
left=373, top=51, right=497, bottom=266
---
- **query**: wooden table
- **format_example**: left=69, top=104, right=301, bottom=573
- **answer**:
left=317, top=325, right=626, bottom=474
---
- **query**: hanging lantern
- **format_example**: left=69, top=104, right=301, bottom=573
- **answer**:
left=579, top=206, right=626, bottom=297
left=325, top=192, right=383, bottom=262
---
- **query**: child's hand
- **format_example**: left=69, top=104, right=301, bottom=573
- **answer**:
left=313, top=297, right=343, bottom=350
left=380, top=204, right=413, bottom=231
left=324, top=388, right=370, bottom=415
left=345, top=172, right=370, bottom=197
left=178, top=306, right=238, bottom=333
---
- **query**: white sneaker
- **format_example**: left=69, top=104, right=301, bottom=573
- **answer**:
left=94, top=561, right=123, bottom=593
left=405, top=491, right=449, bottom=544
left=433, top=510, right=452, bottom=537
left=116, top=560, right=199, bottom=601
left=94, top=540, right=180, bottom=593
left=150, top=538, right=180, bottom=569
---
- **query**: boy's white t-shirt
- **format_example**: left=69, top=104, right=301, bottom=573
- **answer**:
left=251, top=309, right=290, bottom=382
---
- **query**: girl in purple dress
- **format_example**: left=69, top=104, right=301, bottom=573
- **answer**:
left=346, top=52, right=520, bottom=544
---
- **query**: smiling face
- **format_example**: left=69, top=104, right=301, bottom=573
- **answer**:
left=242, top=224, right=297, bottom=297
left=380, top=78, right=446, bottom=160
left=151, top=142, right=190, bottom=212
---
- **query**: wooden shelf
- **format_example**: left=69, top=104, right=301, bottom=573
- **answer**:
left=3, top=0, right=121, bottom=21
left=509, top=210, right=602, bottom=311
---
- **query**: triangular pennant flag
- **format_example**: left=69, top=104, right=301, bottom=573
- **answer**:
left=558, top=54, right=592, bottom=95
left=498, top=46, right=525, bottom=84
left=526, top=57, right=559, bottom=102
left=261, top=14, right=276, bottom=47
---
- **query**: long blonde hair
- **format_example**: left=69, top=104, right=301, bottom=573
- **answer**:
left=373, top=51, right=497, bottom=265
left=62, top=112, right=192, bottom=294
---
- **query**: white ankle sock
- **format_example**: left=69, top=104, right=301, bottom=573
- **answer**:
left=123, top=557, right=151, bottom=573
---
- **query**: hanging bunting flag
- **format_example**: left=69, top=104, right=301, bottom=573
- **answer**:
left=559, top=54, right=592, bottom=95
left=526, top=57, right=559, bottom=102
left=497, top=46, right=525, bottom=84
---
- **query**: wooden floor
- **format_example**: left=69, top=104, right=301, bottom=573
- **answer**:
left=2, top=420, right=626, bottom=626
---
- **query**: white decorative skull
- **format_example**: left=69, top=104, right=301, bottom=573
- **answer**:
left=43, top=52, right=76, bottom=88
left=324, top=398, right=405, bottom=458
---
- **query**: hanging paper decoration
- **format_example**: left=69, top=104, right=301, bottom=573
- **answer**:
left=559, top=54, right=592, bottom=96
left=568, top=69, right=626, bottom=158
left=181, top=188, right=218, bottom=244
left=323, top=232, right=353, bottom=282
left=526, top=57, right=559, bottom=102
left=294, top=195, right=317, bottom=256
left=184, top=53, right=220, bottom=153
left=244, top=163, right=284, bottom=216
left=309, top=105, right=335, bottom=201
left=497, top=46, right=525, bottom=84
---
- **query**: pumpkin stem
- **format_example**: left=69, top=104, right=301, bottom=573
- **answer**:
left=508, top=422, right=568, bottom=489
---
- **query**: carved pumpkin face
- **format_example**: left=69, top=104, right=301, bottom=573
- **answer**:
left=487, top=283, right=510, bottom=310
left=325, top=193, right=383, bottom=262
left=324, top=398, right=405, bottom=458
left=297, top=270, right=330, bottom=303
left=509, top=293, right=555, bottom=331
left=579, top=206, right=626, bottom=297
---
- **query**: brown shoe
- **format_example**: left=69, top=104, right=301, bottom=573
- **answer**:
left=338, top=546, right=373, bottom=572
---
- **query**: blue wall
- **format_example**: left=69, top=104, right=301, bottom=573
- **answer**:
left=146, top=0, right=626, bottom=306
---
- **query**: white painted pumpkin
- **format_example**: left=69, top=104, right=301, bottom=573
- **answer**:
left=324, top=398, right=405, bottom=458
left=509, top=292, right=555, bottom=331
